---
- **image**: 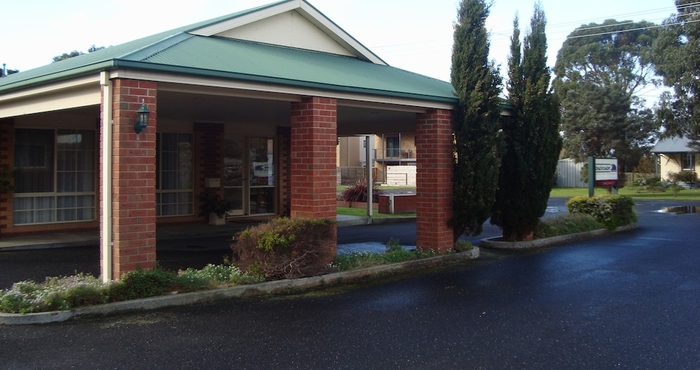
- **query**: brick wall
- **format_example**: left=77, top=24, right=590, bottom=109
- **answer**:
left=416, top=109, right=453, bottom=253
left=0, top=119, right=13, bottom=235
left=108, top=79, right=158, bottom=277
left=290, top=97, right=338, bottom=258
left=290, top=97, right=338, bottom=219
left=277, top=126, right=291, bottom=217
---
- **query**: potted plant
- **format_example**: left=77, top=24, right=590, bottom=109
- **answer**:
left=198, top=192, right=232, bottom=226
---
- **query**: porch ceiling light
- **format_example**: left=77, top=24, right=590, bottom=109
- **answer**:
left=134, top=100, right=150, bottom=134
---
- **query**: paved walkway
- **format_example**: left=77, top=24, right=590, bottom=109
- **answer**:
left=0, top=215, right=396, bottom=251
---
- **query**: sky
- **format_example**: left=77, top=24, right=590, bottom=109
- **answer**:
left=2, top=0, right=676, bottom=104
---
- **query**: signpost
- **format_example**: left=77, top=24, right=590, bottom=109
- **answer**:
left=588, top=157, right=619, bottom=197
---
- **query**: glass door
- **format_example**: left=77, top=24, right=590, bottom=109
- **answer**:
left=223, top=138, right=244, bottom=216
left=249, top=137, right=275, bottom=214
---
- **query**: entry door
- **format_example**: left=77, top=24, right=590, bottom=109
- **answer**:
left=223, top=138, right=244, bottom=215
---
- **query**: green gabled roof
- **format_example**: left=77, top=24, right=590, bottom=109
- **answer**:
left=0, top=0, right=456, bottom=104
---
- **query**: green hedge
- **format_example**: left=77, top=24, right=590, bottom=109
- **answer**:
left=566, top=195, right=637, bottom=230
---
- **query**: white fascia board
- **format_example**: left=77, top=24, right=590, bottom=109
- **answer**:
left=0, top=75, right=101, bottom=118
left=110, top=70, right=453, bottom=111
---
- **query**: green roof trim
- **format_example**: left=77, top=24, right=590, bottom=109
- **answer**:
left=0, top=0, right=456, bottom=104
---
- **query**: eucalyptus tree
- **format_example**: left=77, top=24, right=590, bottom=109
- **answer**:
left=554, top=19, right=659, bottom=168
left=449, top=0, right=502, bottom=241
left=653, top=0, right=700, bottom=149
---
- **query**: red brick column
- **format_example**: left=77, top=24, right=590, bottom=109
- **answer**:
left=416, top=109, right=453, bottom=253
left=290, top=97, right=337, bottom=256
left=109, top=79, right=158, bottom=278
left=277, top=126, right=292, bottom=217
left=0, top=119, right=14, bottom=235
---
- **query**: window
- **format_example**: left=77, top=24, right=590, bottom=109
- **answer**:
left=156, top=133, right=193, bottom=216
left=14, top=129, right=95, bottom=225
left=681, top=153, right=695, bottom=171
left=249, top=137, right=275, bottom=214
left=385, top=136, right=400, bottom=158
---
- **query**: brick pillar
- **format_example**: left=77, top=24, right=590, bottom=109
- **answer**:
left=290, top=97, right=337, bottom=256
left=108, top=79, right=158, bottom=278
left=0, top=119, right=14, bottom=235
left=194, top=123, right=224, bottom=218
left=416, top=109, right=453, bottom=253
left=277, top=126, right=292, bottom=217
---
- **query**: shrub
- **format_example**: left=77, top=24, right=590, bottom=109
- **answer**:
left=566, top=195, right=637, bottom=230
left=177, top=264, right=262, bottom=287
left=670, top=170, right=698, bottom=183
left=0, top=274, right=108, bottom=314
left=106, top=265, right=179, bottom=302
left=341, top=179, right=379, bottom=203
left=535, top=213, right=602, bottom=238
left=331, top=239, right=439, bottom=271
left=231, top=218, right=336, bottom=280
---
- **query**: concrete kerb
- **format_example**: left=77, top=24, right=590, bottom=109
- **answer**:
left=0, top=247, right=479, bottom=325
left=480, top=223, right=639, bottom=250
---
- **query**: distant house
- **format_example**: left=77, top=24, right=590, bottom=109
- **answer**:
left=0, top=0, right=457, bottom=279
left=651, top=137, right=698, bottom=180
left=337, top=133, right=416, bottom=185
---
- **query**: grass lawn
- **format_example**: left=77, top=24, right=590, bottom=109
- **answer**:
left=336, top=206, right=415, bottom=218
left=550, top=187, right=700, bottom=201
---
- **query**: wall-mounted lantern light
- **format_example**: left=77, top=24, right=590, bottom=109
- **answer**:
left=134, top=100, right=150, bottom=134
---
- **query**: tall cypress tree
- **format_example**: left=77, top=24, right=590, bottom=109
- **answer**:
left=449, top=0, right=503, bottom=241
left=491, top=4, right=561, bottom=241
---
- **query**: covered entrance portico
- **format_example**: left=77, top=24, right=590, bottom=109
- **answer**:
left=0, top=0, right=457, bottom=280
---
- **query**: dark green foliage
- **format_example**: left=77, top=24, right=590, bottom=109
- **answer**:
left=652, top=1, right=700, bottom=149
left=332, top=239, right=440, bottom=271
left=341, top=179, right=379, bottom=203
left=63, top=285, right=106, bottom=307
left=52, top=45, right=105, bottom=63
left=554, top=19, right=659, bottom=169
left=491, top=5, right=562, bottom=241
left=0, top=165, right=17, bottom=192
left=107, top=265, right=179, bottom=301
left=669, top=170, right=698, bottom=183
left=631, top=176, right=666, bottom=193
left=566, top=195, right=637, bottom=229
left=535, top=213, right=602, bottom=239
left=231, top=218, right=336, bottom=279
left=449, top=0, right=503, bottom=240
left=0, top=68, right=19, bottom=77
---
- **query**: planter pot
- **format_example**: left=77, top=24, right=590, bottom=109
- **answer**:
left=209, top=213, right=226, bottom=226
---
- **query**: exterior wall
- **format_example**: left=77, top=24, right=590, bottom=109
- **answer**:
left=415, top=109, right=453, bottom=253
left=5, top=111, right=100, bottom=235
left=106, top=79, right=157, bottom=278
left=337, top=136, right=361, bottom=167
left=556, top=159, right=586, bottom=188
left=277, top=126, right=291, bottom=217
left=659, top=153, right=699, bottom=180
left=386, top=165, right=416, bottom=186
left=290, top=97, right=337, bottom=219
left=216, top=11, right=355, bottom=57
left=0, top=118, right=13, bottom=235
left=290, top=97, right=338, bottom=257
